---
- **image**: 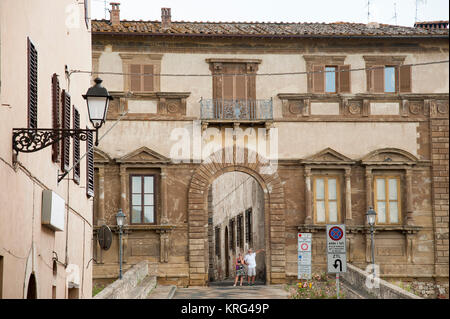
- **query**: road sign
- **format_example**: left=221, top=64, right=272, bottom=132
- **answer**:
left=326, top=225, right=347, bottom=273
left=298, top=233, right=312, bottom=279
left=327, top=253, right=347, bottom=273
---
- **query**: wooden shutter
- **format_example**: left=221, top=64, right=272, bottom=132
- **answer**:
left=312, top=65, right=325, bottom=93
left=61, top=90, right=71, bottom=172
left=223, top=74, right=234, bottom=99
left=27, top=38, right=38, bottom=128
left=143, top=65, right=154, bottom=92
left=130, top=64, right=141, bottom=91
left=235, top=74, right=246, bottom=100
left=371, top=65, right=384, bottom=93
left=51, top=74, right=60, bottom=162
left=338, top=65, right=351, bottom=93
left=86, top=129, right=94, bottom=197
left=399, top=65, right=412, bottom=93
left=73, top=108, right=80, bottom=184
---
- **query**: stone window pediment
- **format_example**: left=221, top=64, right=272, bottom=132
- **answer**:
left=301, top=148, right=355, bottom=165
left=117, top=146, right=170, bottom=164
left=361, top=148, right=418, bottom=166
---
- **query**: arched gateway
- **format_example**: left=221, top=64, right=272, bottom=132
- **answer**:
left=187, top=146, right=286, bottom=286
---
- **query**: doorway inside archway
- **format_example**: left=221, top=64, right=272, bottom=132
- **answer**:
left=26, top=274, right=37, bottom=299
left=207, top=171, right=266, bottom=284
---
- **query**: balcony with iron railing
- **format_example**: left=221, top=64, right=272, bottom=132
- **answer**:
left=200, top=98, right=273, bottom=122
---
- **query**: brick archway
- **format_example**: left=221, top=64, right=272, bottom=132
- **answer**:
left=187, top=146, right=286, bottom=286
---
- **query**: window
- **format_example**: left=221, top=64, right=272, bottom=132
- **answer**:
left=130, top=64, right=154, bottom=92
left=215, top=227, right=221, bottom=257
left=313, top=176, right=340, bottom=224
left=374, top=176, right=401, bottom=224
left=229, top=218, right=235, bottom=251
left=245, top=208, right=252, bottom=246
left=28, top=38, right=38, bottom=128
left=86, top=129, right=94, bottom=197
left=51, top=74, right=60, bottom=163
left=325, top=66, right=337, bottom=93
left=311, top=64, right=351, bottom=93
left=130, top=175, right=155, bottom=224
left=61, top=90, right=71, bottom=172
left=384, top=66, right=396, bottom=93
left=72, top=108, right=80, bottom=184
left=237, top=214, right=243, bottom=249
left=364, top=55, right=412, bottom=93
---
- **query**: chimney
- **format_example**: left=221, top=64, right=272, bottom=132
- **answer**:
left=161, top=8, right=171, bottom=30
left=109, top=2, right=120, bottom=26
left=414, top=21, right=449, bottom=29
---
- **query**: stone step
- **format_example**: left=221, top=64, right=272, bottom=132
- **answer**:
left=147, top=284, right=177, bottom=299
left=127, top=276, right=157, bottom=299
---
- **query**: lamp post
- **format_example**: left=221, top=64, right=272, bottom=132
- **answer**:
left=366, top=207, right=377, bottom=277
left=116, top=209, right=126, bottom=280
left=12, top=77, right=113, bottom=182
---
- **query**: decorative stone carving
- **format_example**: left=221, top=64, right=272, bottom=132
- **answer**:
left=289, top=101, right=303, bottom=114
left=409, top=101, right=423, bottom=115
left=348, top=102, right=361, bottom=115
left=436, top=100, right=449, bottom=114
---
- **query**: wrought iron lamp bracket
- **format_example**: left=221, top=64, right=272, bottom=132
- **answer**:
left=12, top=128, right=97, bottom=155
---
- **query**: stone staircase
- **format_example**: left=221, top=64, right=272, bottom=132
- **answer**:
left=94, top=261, right=158, bottom=299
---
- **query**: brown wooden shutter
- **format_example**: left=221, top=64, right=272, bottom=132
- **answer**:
left=399, top=65, right=412, bottom=93
left=51, top=74, right=60, bottom=162
left=235, top=74, right=246, bottom=100
left=27, top=38, right=38, bottom=128
left=73, top=108, right=80, bottom=184
left=61, top=90, right=71, bottom=172
left=372, top=65, right=384, bottom=93
left=86, top=129, right=94, bottom=198
left=223, top=74, right=234, bottom=99
left=143, top=65, right=154, bottom=92
left=338, top=65, right=351, bottom=93
left=312, top=65, right=325, bottom=93
left=130, top=64, right=141, bottom=91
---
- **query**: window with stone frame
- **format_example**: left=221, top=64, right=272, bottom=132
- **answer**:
left=313, top=175, right=341, bottom=224
left=245, top=208, right=253, bottom=246
left=129, top=64, right=155, bottom=92
left=304, top=56, right=351, bottom=94
left=215, top=226, right=221, bottom=257
left=130, top=175, right=156, bottom=224
left=237, top=213, right=244, bottom=249
left=120, top=53, right=162, bottom=93
left=363, top=56, right=411, bottom=93
left=229, top=218, right=235, bottom=252
left=373, top=175, right=401, bottom=224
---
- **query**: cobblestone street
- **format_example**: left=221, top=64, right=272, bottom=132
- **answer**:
left=172, top=280, right=289, bottom=299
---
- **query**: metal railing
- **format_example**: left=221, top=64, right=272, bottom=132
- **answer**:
left=200, top=98, right=273, bottom=120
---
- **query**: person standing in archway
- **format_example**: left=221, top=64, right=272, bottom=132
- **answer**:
left=244, top=248, right=264, bottom=286
left=233, top=252, right=245, bottom=287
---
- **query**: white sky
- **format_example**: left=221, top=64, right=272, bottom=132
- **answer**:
left=91, top=0, right=449, bottom=27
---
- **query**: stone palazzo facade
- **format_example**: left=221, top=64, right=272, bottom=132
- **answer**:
left=90, top=5, right=449, bottom=289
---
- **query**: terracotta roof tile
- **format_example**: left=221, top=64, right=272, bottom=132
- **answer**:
left=91, top=20, right=449, bottom=37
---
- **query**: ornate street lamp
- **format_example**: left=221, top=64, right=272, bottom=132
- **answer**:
left=366, top=207, right=377, bottom=277
left=12, top=77, right=113, bottom=154
left=116, top=209, right=126, bottom=280
left=83, top=78, right=113, bottom=145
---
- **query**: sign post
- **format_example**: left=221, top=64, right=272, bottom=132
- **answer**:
left=326, top=224, right=347, bottom=299
left=297, top=233, right=312, bottom=280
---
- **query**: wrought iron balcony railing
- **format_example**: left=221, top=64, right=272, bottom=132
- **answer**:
left=200, top=99, right=273, bottom=121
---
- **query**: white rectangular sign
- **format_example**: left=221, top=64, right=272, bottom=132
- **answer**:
left=326, top=225, right=347, bottom=273
left=298, top=233, right=312, bottom=279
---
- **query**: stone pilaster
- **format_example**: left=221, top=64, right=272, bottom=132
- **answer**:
left=304, top=167, right=312, bottom=224
left=405, top=168, right=415, bottom=226
left=160, top=168, right=169, bottom=225
left=345, top=168, right=352, bottom=223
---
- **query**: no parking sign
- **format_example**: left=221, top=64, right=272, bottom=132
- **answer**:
left=326, top=224, right=347, bottom=273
